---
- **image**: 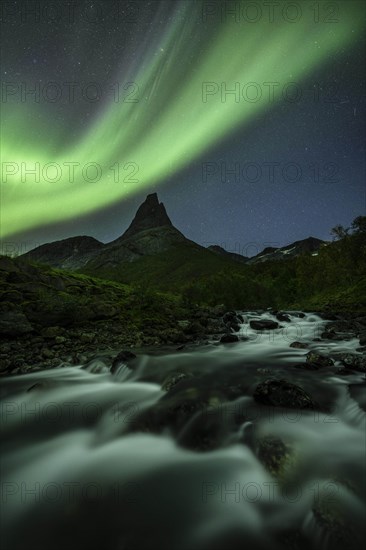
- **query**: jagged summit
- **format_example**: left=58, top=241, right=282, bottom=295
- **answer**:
left=20, top=195, right=328, bottom=273
left=121, top=193, right=172, bottom=239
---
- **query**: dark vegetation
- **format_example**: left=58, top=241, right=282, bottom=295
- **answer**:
left=80, top=216, right=366, bottom=312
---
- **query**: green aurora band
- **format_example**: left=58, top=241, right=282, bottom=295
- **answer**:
left=1, top=1, right=364, bottom=238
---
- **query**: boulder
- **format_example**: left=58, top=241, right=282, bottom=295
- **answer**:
left=250, top=320, right=279, bottom=330
left=253, top=379, right=315, bottom=409
left=162, top=372, right=193, bottom=392
left=276, top=313, right=291, bottom=322
left=256, top=436, right=295, bottom=479
left=330, top=352, right=366, bottom=373
left=220, top=334, right=239, bottom=343
left=306, top=351, right=334, bottom=368
left=289, top=341, right=308, bottom=349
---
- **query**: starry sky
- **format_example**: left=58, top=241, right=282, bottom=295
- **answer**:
left=1, top=0, right=365, bottom=257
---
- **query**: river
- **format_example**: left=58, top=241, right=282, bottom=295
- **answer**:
left=1, top=311, right=365, bottom=550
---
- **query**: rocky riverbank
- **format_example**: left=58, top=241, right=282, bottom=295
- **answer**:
left=0, top=255, right=230, bottom=375
left=1, top=255, right=366, bottom=376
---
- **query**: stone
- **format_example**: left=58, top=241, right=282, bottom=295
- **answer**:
left=289, top=341, right=308, bottom=349
left=330, top=352, right=366, bottom=373
left=220, top=334, right=239, bottom=343
left=253, top=379, right=315, bottom=409
left=276, top=313, right=291, bottom=322
left=250, top=319, right=279, bottom=330
left=306, top=351, right=334, bottom=368
left=162, top=372, right=193, bottom=392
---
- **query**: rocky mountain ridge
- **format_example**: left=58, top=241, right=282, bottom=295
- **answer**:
left=22, top=194, right=327, bottom=270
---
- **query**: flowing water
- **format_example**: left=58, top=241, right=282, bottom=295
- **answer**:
left=1, top=312, right=365, bottom=550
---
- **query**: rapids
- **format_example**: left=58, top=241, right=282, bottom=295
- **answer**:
left=1, top=311, right=365, bottom=550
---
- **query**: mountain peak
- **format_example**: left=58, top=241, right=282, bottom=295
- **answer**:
left=121, top=193, right=173, bottom=239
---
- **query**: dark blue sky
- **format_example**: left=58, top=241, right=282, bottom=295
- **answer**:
left=2, top=0, right=365, bottom=257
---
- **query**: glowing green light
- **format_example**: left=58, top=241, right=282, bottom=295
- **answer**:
left=1, top=1, right=364, bottom=237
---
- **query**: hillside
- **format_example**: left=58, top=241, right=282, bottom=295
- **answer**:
left=18, top=196, right=366, bottom=312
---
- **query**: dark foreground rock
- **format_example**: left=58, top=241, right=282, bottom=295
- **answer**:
left=329, top=352, right=366, bottom=373
left=253, top=379, right=315, bottom=409
left=220, top=334, right=239, bottom=343
left=306, top=351, right=334, bottom=369
left=250, top=320, right=279, bottom=330
left=289, top=341, right=308, bottom=349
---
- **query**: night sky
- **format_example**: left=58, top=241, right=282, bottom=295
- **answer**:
left=1, top=0, right=365, bottom=258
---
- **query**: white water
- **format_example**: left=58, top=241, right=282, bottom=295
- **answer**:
left=1, top=312, right=365, bottom=550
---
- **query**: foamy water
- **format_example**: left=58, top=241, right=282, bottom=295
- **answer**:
left=1, top=312, right=365, bottom=550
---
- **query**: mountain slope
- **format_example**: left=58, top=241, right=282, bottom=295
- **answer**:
left=22, top=236, right=104, bottom=269
left=207, top=245, right=248, bottom=264
left=247, top=237, right=327, bottom=264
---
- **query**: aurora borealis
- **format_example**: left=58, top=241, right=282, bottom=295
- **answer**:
left=1, top=0, right=365, bottom=246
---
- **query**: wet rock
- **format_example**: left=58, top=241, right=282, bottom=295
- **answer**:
left=220, top=334, right=239, bottom=343
left=223, top=311, right=242, bottom=332
left=321, top=330, right=355, bottom=341
left=223, top=311, right=238, bottom=324
left=111, top=350, right=137, bottom=373
left=276, top=313, right=291, bottom=322
left=306, top=351, right=334, bottom=368
left=317, top=312, right=340, bottom=320
left=250, top=320, right=279, bottom=330
left=162, top=372, right=193, bottom=392
left=290, top=341, right=308, bottom=349
left=256, top=436, right=295, bottom=479
left=291, top=312, right=306, bottom=318
left=253, top=379, right=315, bottom=409
left=330, top=352, right=366, bottom=373
left=312, top=485, right=360, bottom=549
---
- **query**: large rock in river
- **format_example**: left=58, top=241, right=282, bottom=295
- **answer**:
left=250, top=319, right=279, bottom=330
left=253, top=379, right=315, bottom=409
